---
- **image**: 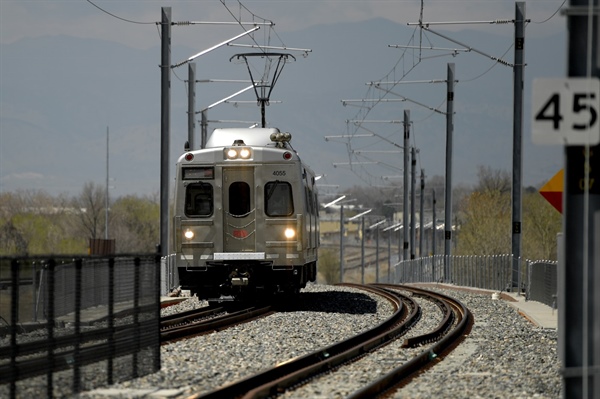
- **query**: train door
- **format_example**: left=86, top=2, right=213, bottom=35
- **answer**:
left=222, top=167, right=256, bottom=253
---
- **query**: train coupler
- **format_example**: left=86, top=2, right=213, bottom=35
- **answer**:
left=231, top=277, right=249, bottom=286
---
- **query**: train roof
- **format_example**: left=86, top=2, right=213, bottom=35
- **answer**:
left=206, top=127, right=283, bottom=148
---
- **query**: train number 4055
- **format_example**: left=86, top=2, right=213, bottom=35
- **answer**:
left=532, top=78, right=600, bottom=146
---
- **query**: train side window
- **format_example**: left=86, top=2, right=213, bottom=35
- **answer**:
left=265, top=181, right=294, bottom=216
left=229, top=182, right=251, bottom=216
left=185, top=183, right=213, bottom=217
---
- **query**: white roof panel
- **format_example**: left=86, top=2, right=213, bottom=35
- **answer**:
left=205, top=128, right=280, bottom=148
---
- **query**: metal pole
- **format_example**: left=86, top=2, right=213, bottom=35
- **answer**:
left=188, top=63, right=196, bottom=150
left=562, top=1, right=599, bottom=398
left=444, top=62, right=455, bottom=282
left=160, top=7, right=171, bottom=257
left=419, top=170, right=425, bottom=257
left=410, top=147, right=417, bottom=259
left=340, top=205, right=344, bottom=283
left=361, top=216, right=365, bottom=284
left=403, top=110, right=410, bottom=262
left=511, top=2, right=525, bottom=291
left=105, top=126, right=109, bottom=240
left=376, top=223, right=380, bottom=283
left=432, top=188, right=437, bottom=281
left=432, top=189, right=436, bottom=258
left=201, top=110, right=208, bottom=149
left=387, top=230, right=392, bottom=283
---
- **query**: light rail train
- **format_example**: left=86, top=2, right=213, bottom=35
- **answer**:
left=173, top=127, right=319, bottom=299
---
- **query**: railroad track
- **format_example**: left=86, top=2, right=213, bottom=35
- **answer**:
left=0, top=302, right=275, bottom=385
left=160, top=302, right=276, bottom=343
left=185, top=283, right=472, bottom=399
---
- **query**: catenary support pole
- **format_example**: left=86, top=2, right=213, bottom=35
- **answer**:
left=361, top=216, right=365, bottom=284
left=511, top=2, right=525, bottom=291
left=340, top=205, right=345, bottom=283
left=201, top=110, right=208, bottom=149
left=410, top=147, right=417, bottom=259
left=444, top=63, right=455, bottom=282
left=376, top=223, right=380, bottom=283
left=187, top=63, right=195, bottom=150
left=403, top=110, right=410, bottom=262
left=105, top=126, right=109, bottom=240
left=432, top=188, right=437, bottom=281
left=419, top=169, right=425, bottom=257
left=561, top=1, right=599, bottom=398
left=160, top=7, right=171, bottom=257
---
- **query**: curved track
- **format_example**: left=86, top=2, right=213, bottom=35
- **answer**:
left=182, top=283, right=472, bottom=399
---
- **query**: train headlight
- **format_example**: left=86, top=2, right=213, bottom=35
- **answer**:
left=184, top=229, right=194, bottom=240
left=284, top=228, right=296, bottom=239
left=226, top=148, right=238, bottom=159
left=239, top=148, right=251, bottom=159
left=225, top=146, right=252, bottom=160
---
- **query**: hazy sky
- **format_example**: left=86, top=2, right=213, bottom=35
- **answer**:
left=1, top=1, right=566, bottom=50
left=0, top=0, right=570, bottom=196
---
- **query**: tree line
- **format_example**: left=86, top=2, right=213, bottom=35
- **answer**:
left=0, top=182, right=159, bottom=255
left=1, top=166, right=561, bottom=261
left=327, top=165, right=561, bottom=262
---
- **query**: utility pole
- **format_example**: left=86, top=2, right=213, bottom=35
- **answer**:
left=432, top=188, right=437, bottom=281
left=340, top=204, right=345, bottom=283
left=561, top=1, right=599, bottom=398
left=410, top=147, right=417, bottom=259
left=160, top=7, right=171, bottom=257
left=444, top=63, right=455, bottom=282
left=419, top=169, right=425, bottom=257
left=387, top=230, right=392, bottom=283
left=361, top=216, right=365, bottom=284
left=105, top=126, right=109, bottom=240
left=403, top=110, right=410, bottom=262
left=201, top=110, right=208, bottom=149
left=187, top=63, right=195, bottom=150
left=511, top=2, right=525, bottom=291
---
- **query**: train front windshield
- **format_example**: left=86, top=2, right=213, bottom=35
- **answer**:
left=185, top=183, right=213, bottom=217
left=265, top=181, right=294, bottom=217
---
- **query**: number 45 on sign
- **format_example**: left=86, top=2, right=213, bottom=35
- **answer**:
left=532, top=78, right=600, bottom=146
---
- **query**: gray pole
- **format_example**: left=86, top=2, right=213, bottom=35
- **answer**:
left=376, top=224, right=380, bottom=283
left=105, top=126, right=109, bottom=240
left=403, top=110, right=410, bottom=262
left=201, top=110, right=208, bottom=149
left=432, top=188, right=437, bottom=281
left=187, top=63, right=196, bottom=150
left=511, top=2, right=525, bottom=291
left=387, top=231, right=391, bottom=283
left=410, top=147, right=417, bottom=259
left=562, top=1, right=599, bottom=398
left=361, top=217, right=365, bottom=284
left=340, top=205, right=344, bottom=283
left=160, top=7, right=171, bottom=257
left=419, top=169, right=425, bottom=257
left=444, top=62, right=455, bottom=282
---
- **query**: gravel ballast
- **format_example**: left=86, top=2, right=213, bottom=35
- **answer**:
left=4, top=283, right=561, bottom=398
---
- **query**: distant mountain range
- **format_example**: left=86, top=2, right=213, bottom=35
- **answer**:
left=0, top=17, right=565, bottom=198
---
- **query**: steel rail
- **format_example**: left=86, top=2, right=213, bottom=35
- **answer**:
left=190, top=284, right=416, bottom=399
left=160, top=304, right=228, bottom=328
left=348, top=284, right=473, bottom=398
left=160, top=305, right=275, bottom=343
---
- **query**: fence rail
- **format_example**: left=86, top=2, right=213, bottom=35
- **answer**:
left=1, top=252, right=557, bottom=398
left=388, top=254, right=557, bottom=308
left=0, top=254, right=161, bottom=399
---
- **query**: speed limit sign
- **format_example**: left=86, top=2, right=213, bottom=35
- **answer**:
left=532, top=78, right=600, bottom=145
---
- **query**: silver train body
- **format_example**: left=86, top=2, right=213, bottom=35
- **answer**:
left=173, top=128, right=319, bottom=299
